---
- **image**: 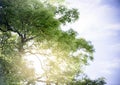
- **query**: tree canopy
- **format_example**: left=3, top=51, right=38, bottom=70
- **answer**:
left=0, top=0, right=96, bottom=85
left=69, top=76, right=106, bottom=85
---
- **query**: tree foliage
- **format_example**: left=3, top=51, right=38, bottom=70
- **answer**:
left=0, top=0, right=95, bottom=85
left=69, top=76, right=106, bottom=85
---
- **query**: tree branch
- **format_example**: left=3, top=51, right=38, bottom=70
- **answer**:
left=36, top=79, right=55, bottom=83
left=25, top=36, right=37, bottom=42
left=0, top=9, right=25, bottom=43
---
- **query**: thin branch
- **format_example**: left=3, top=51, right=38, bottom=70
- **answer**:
left=7, top=26, right=24, bottom=39
left=36, top=79, right=55, bottom=83
left=25, top=50, right=47, bottom=71
left=25, top=36, right=37, bottom=42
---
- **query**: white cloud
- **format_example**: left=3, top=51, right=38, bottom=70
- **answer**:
left=104, top=23, right=120, bottom=30
left=112, top=43, right=120, bottom=48
left=85, top=58, right=120, bottom=79
left=110, top=43, right=120, bottom=53
left=65, top=0, right=119, bottom=42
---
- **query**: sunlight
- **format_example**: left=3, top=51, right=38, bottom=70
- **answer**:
left=24, top=48, right=57, bottom=76
left=24, top=46, right=70, bottom=83
left=25, top=53, right=45, bottom=75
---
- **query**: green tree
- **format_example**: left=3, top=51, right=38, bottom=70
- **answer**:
left=69, top=76, right=106, bottom=85
left=0, top=0, right=94, bottom=85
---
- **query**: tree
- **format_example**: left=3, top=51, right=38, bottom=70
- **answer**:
left=0, top=0, right=94, bottom=85
left=69, top=76, right=106, bottom=85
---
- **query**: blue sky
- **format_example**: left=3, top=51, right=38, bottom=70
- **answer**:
left=65, top=0, right=120, bottom=85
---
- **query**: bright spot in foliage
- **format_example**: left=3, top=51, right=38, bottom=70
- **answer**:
left=25, top=53, right=45, bottom=75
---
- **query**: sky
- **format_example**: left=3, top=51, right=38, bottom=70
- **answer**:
left=65, top=0, right=120, bottom=85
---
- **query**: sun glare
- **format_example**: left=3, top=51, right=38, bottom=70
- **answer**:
left=24, top=48, right=58, bottom=75
left=25, top=53, right=45, bottom=75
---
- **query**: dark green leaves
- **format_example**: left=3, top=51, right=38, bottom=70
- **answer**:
left=56, top=5, right=79, bottom=24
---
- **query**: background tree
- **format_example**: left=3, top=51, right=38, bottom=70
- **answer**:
left=69, top=76, right=106, bottom=85
left=0, top=0, right=95, bottom=85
